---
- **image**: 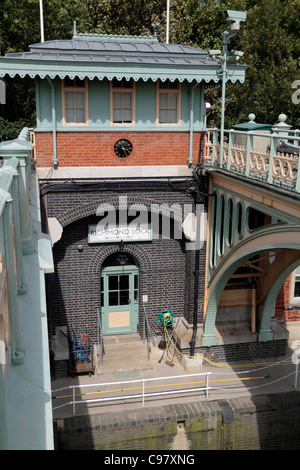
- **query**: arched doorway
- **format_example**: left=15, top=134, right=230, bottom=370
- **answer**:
left=101, top=252, right=139, bottom=335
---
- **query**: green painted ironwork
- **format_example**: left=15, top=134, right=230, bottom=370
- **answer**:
left=203, top=225, right=300, bottom=346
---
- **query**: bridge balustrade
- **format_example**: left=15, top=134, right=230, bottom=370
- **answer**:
left=203, top=121, right=300, bottom=193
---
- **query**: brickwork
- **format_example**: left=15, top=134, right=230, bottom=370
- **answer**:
left=276, top=275, right=300, bottom=322
left=54, top=391, right=300, bottom=450
left=182, top=339, right=287, bottom=364
left=35, top=131, right=201, bottom=167
left=43, top=186, right=207, bottom=368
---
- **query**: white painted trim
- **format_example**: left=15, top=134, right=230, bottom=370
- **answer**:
left=37, top=165, right=193, bottom=179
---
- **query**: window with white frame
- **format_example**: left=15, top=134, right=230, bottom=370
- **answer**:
left=157, top=79, right=180, bottom=125
left=62, top=77, right=88, bottom=125
left=111, top=78, right=135, bottom=125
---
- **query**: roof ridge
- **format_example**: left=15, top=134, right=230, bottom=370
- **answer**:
left=73, top=33, right=159, bottom=43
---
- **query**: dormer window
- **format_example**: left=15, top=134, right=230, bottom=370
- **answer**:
left=157, top=79, right=180, bottom=125
left=111, top=78, right=135, bottom=125
left=62, top=77, right=88, bottom=126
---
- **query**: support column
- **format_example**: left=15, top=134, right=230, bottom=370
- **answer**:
left=1, top=193, right=25, bottom=364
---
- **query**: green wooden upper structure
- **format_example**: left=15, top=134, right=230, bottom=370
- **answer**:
left=0, top=33, right=247, bottom=133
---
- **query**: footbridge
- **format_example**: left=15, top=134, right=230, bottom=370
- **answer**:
left=197, top=114, right=300, bottom=347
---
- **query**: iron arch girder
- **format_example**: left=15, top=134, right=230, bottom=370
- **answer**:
left=202, top=225, right=300, bottom=347
left=259, top=253, right=300, bottom=341
left=207, top=176, right=300, bottom=278
left=208, top=225, right=300, bottom=287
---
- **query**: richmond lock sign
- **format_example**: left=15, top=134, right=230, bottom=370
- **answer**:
left=88, top=223, right=152, bottom=243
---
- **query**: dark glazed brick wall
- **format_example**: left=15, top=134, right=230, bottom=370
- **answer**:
left=44, top=186, right=207, bottom=351
left=182, top=339, right=287, bottom=364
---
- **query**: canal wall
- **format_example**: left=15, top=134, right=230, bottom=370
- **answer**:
left=54, top=391, right=300, bottom=450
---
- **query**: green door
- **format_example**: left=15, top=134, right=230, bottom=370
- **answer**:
left=101, top=265, right=139, bottom=335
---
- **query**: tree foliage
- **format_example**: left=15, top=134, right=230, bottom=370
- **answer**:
left=0, top=0, right=299, bottom=139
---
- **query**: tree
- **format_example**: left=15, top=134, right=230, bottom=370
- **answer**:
left=225, top=0, right=300, bottom=128
left=0, top=0, right=92, bottom=139
left=0, top=0, right=299, bottom=138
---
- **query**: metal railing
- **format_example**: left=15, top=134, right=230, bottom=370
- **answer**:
left=203, top=122, right=300, bottom=193
left=52, top=371, right=212, bottom=415
left=142, top=304, right=152, bottom=361
left=96, top=309, right=103, bottom=367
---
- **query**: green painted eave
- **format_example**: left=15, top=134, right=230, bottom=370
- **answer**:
left=0, top=57, right=247, bottom=84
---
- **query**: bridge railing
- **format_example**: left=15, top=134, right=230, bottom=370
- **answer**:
left=203, top=116, right=300, bottom=193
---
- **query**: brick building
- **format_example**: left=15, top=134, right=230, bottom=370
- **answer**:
left=0, top=31, right=248, bottom=375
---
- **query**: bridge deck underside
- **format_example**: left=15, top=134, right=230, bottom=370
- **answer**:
left=202, top=171, right=300, bottom=347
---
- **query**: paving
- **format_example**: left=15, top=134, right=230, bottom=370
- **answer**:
left=51, top=341, right=299, bottom=421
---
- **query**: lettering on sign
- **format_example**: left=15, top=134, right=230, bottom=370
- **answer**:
left=88, top=224, right=152, bottom=243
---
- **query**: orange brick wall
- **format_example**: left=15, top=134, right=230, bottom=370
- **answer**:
left=276, top=275, right=300, bottom=321
left=35, top=131, right=202, bottom=167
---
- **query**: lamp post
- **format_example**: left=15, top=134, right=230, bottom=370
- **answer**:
left=209, top=10, right=246, bottom=167
left=39, top=0, right=44, bottom=42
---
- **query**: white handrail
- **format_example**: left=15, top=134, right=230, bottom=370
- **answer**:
left=203, top=126, right=300, bottom=193
left=53, top=371, right=212, bottom=415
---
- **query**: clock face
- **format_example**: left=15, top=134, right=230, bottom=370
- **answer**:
left=114, top=139, right=133, bottom=158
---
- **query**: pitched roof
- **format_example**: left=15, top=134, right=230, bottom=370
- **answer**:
left=0, top=33, right=247, bottom=84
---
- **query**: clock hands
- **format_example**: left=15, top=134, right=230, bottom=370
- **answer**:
left=114, top=139, right=133, bottom=158
left=121, top=145, right=130, bottom=156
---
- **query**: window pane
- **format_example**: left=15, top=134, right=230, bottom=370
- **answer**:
left=122, top=79, right=133, bottom=88
left=123, top=93, right=132, bottom=108
left=74, top=77, right=85, bottom=87
left=112, top=78, right=122, bottom=88
left=168, top=80, right=179, bottom=89
left=76, top=92, right=85, bottom=107
left=64, top=77, right=73, bottom=87
left=159, top=93, right=168, bottom=108
left=76, top=108, right=85, bottom=123
left=120, top=275, right=129, bottom=290
left=159, top=80, right=169, bottom=89
left=113, top=109, right=122, bottom=122
left=120, top=290, right=129, bottom=305
left=113, top=92, right=122, bottom=107
left=109, top=291, right=119, bottom=306
left=159, top=109, right=168, bottom=123
left=66, top=108, right=75, bottom=123
left=295, top=278, right=300, bottom=297
left=169, top=93, right=177, bottom=108
left=123, top=109, right=132, bottom=122
left=159, top=79, right=178, bottom=89
left=65, top=92, right=74, bottom=107
left=109, top=276, right=118, bottom=291
left=169, top=109, right=177, bottom=123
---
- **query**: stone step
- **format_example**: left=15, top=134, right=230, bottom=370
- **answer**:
left=94, top=334, right=153, bottom=375
left=103, top=341, right=148, bottom=358
left=103, top=333, right=141, bottom=344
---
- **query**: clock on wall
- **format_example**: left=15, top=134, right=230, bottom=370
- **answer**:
left=114, top=139, right=133, bottom=158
